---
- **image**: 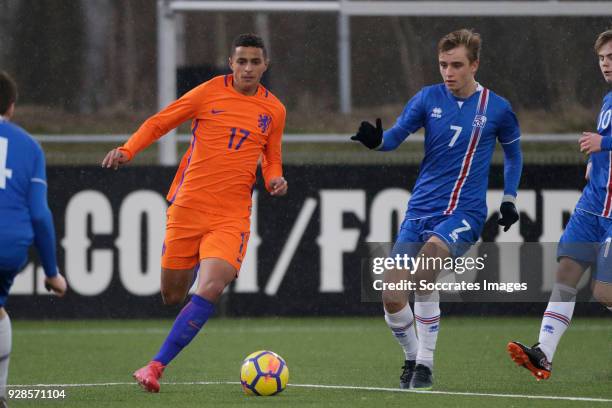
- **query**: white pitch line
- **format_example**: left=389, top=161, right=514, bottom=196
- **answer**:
left=289, top=383, right=612, bottom=403
left=7, top=381, right=612, bottom=403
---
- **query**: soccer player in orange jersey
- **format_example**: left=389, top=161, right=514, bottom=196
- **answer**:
left=101, top=33, right=287, bottom=393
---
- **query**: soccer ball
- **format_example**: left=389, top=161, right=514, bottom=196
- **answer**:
left=240, top=350, right=289, bottom=396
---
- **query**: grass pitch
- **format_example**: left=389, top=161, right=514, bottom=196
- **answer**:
left=7, top=317, right=612, bottom=407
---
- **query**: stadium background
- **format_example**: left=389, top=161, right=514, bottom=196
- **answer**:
left=0, top=1, right=610, bottom=136
left=1, top=0, right=609, bottom=316
left=0, top=2, right=610, bottom=406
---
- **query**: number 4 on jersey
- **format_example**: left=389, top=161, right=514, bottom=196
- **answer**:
left=0, top=137, right=13, bottom=189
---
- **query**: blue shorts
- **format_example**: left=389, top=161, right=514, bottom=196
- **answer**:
left=0, top=246, right=29, bottom=307
left=0, top=269, right=20, bottom=307
left=558, top=209, right=612, bottom=283
left=392, top=212, right=484, bottom=258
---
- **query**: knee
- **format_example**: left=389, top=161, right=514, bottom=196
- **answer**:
left=593, top=284, right=612, bottom=307
left=197, top=279, right=228, bottom=303
left=161, top=289, right=186, bottom=306
left=556, top=258, right=585, bottom=287
left=383, top=296, right=406, bottom=314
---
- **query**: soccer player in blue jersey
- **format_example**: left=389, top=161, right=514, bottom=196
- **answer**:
left=0, top=71, right=67, bottom=407
left=507, top=29, right=612, bottom=381
left=352, top=29, right=523, bottom=389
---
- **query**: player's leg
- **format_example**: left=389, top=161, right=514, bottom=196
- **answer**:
left=160, top=266, right=195, bottom=305
left=410, top=235, right=448, bottom=389
left=134, top=211, right=248, bottom=392
left=383, top=223, right=422, bottom=388
left=508, top=258, right=585, bottom=380
left=0, top=308, right=10, bottom=408
left=151, top=258, right=234, bottom=367
left=133, top=205, right=204, bottom=392
left=410, top=213, right=483, bottom=389
left=0, top=256, right=25, bottom=406
left=536, top=257, right=584, bottom=362
left=593, top=227, right=612, bottom=309
left=592, top=281, right=612, bottom=307
left=134, top=260, right=223, bottom=393
left=149, top=226, right=245, bottom=369
left=0, top=269, right=17, bottom=407
left=158, top=205, right=202, bottom=305
left=508, top=210, right=594, bottom=380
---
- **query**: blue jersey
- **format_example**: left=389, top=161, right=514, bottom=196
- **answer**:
left=0, top=119, right=46, bottom=246
left=0, top=117, right=58, bottom=278
left=576, top=92, right=612, bottom=217
left=388, top=84, right=521, bottom=219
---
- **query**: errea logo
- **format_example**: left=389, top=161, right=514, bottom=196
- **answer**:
left=431, top=107, right=442, bottom=119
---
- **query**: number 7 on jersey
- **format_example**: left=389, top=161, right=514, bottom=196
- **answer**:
left=449, top=125, right=462, bottom=147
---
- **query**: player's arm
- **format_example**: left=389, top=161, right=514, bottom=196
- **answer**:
left=28, top=146, right=66, bottom=296
left=262, top=106, right=287, bottom=196
left=102, top=88, right=199, bottom=169
left=351, top=119, right=412, bottom=151
left=497, top=107, right=523, bottom=232
left=351, top=90, right=425, bottom=151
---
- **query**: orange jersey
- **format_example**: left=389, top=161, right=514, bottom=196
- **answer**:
left=120, top=75, right=286, bottom=218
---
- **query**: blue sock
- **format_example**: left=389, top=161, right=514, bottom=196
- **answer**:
left=153, top=294, right=214, bottom=366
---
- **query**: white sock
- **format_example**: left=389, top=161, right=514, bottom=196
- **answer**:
left=0, top=314, right=11, bottom=403
left=384, top=303, right=418, bottom=361
left=414, top=291, right=440, bottom=370
left=537, top=283, right=576, bottom=362
left=607, top=306, right=612, bottom=313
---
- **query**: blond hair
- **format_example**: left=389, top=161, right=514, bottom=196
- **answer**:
left=438, top=29, right=481, bottom=63
left=594, top=29, right=612, bottom=53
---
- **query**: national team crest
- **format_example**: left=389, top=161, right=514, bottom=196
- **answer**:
left=472, top=114, right=487, bottom=128
left=431, top=107, right=442, bottom=119
left=258, top=114, right=272, bottom=133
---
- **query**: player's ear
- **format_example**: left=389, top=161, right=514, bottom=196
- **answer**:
left=471, top=59, right=480, bottom=74
left=5, top=102, right=15, bottom=120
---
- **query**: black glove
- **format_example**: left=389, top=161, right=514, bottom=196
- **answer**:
left=498, top=201, right=519, bottom=232
left=351, top=118, right=383, bottom=150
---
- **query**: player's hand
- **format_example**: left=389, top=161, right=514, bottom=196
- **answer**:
left=585, top=161, right=592, bottom=181
left=498, top=201, right=519, bottom=232
left=101, top=148, right=130, bottom=170
left=351, top=118, right=383, bottom=150
left=44, top=274, right=67, bottom=297
left=579, top=132, right=603, bottom=154
left=269, top=177, right=288, bottom=196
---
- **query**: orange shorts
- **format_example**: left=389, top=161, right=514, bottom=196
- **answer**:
left=161, top=204, right=250, bottom=272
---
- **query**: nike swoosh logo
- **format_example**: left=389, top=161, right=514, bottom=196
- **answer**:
left=211, top=109, right=225, bottom=114
left=188, top=320, right=202, bottom=330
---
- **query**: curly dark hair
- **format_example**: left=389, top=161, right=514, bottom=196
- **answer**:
left=231, top=33, right=267, bottom=58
